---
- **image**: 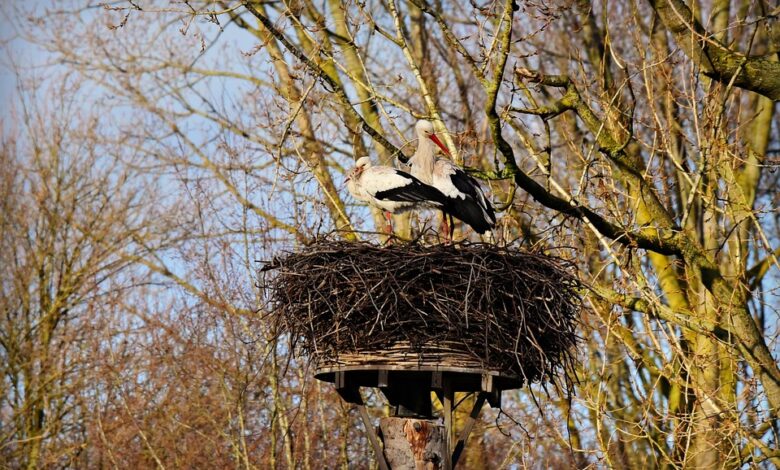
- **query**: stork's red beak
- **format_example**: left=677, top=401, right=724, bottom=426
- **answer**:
left=428, top=133, right=451, bottom=156
left=345, top=166, right=364, bottom=183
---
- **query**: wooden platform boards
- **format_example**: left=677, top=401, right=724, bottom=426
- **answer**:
left=315, top=364, right=523, bottom=405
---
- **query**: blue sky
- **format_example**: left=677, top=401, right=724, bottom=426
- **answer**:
left=0, top=1, right=55, bottom=116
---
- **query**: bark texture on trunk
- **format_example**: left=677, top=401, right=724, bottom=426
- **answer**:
left=380, top=417, right=446, bottom=469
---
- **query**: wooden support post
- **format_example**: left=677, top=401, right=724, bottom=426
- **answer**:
left=379, top=417, right=446, bottom=469
left=451, top=393, right=487, bottom=467
left=325, top=368, right=509, bottom=469
left=357, top=405, right=391, bottom=470
left=442, top=379, right=454, bottom=470
left=338, top=380, right=390, bottom=470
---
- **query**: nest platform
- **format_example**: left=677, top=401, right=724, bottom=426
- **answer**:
left=313, top=341, right=523, bottom=400
left=262, top=240, right=581, bottom=390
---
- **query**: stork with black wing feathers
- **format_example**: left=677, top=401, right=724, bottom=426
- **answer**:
left=407, top=120, right=496, bottom=237
left=346, top=156, right=447, bottom=235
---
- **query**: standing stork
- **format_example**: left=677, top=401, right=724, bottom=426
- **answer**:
left=407, top=120, right=496, bottom=237
left=346, top=157, right=449, bottom=234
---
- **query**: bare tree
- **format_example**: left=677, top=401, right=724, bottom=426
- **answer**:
left=0, top=73, right=174, bottom=467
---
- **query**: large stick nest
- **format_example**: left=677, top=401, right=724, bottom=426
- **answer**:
left=262, top=241, right=581, bottom=384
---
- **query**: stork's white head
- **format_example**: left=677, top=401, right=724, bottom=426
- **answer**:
left=415, top=119, right=435, bottom=137
left=355, top=156, right=372, bottom=168
left=346, top=156, right=372, bottom=181
left=414, top=119, right=451, bottom=156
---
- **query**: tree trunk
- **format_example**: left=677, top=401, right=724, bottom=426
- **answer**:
left=379, top=418, right=446, bottom=469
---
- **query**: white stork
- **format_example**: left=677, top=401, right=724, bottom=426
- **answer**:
left=407, top=120, right=496, bottom=236
left=346, top=156, right=449, bottom=234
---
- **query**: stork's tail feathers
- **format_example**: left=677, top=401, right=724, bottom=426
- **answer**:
left=441, top=196, right=496, bottom=234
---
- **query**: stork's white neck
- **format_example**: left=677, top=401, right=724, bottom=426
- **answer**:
left=411, top=136, right=436, bottom=184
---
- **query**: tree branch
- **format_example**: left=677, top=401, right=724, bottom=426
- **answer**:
left=648, top=0, right=780, bottom=100
left=242, top=2, right=403, bottom=158
left=747, top=245, right=780, bottom=290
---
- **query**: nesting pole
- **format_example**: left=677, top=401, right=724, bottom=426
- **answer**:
left=263, top=241, right=580, bottom=469
left=315, top=364, right=521, bottom=469
left=379, top=418, right=445, bottom=468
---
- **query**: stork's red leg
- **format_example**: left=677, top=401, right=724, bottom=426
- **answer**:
left=440, top=211, right=451, bottom=244
left=384, top=211, right=393, bottom=235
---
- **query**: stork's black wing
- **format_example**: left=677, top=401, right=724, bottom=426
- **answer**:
left=374, top=170, right=446, bottom=206
left=449, top=168, right=496, bottom=225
